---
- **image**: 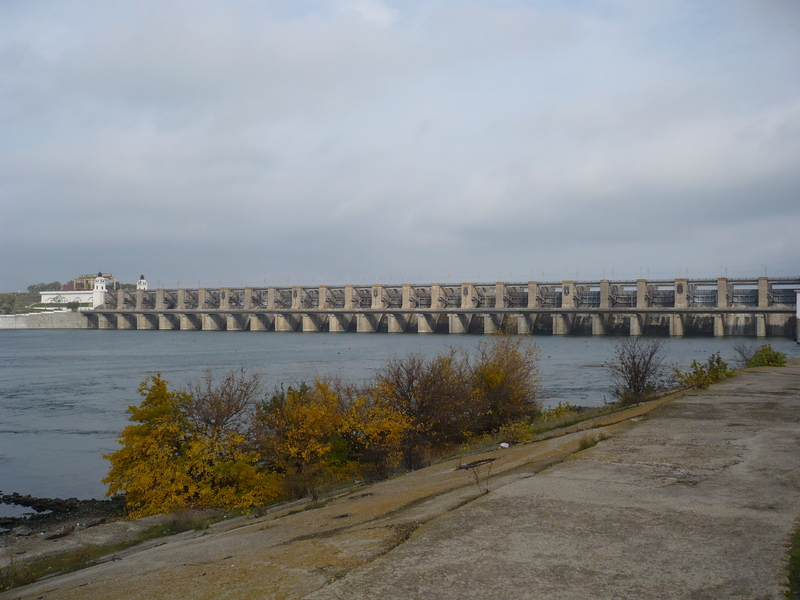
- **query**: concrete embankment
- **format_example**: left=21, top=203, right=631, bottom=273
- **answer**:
left=0, top=312, right=86, bottom=329
left=3, top=362, right=799, bottom=599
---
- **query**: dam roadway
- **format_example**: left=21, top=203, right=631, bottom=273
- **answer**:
left=5, top=360, right=799, bottom=599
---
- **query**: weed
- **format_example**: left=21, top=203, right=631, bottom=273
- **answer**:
left=457, top=458, right=497, bottom=495
left=577, top=431, right=611, bottom=451
left=577, top=433, right=597, bottom=450
left=0, top=512, right=227, bottom=592
left=470, top=461, right=494, bottom=495
left=0, top=556, right=35, bottom=592
left=787, top=521, right=800, bottom=600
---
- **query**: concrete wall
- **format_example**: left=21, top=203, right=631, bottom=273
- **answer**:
left=0, top=312, right=88, bottom=329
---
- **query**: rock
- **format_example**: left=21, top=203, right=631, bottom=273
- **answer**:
left=11, top=526, right=32, bottom=536
left=84, top=517, right=106, bottom=528
left=0, top=527, right=10, bottom=534
left=44, top=524, right=75, bottom=540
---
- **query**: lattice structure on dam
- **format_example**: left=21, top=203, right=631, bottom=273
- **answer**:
left=83, top=277, right=800, bottom=338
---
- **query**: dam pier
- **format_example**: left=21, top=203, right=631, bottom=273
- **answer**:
left=85, top=276, right=799, bottom=338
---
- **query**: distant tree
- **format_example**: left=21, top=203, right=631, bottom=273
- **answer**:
left=0, top=295, right=15, bottom=314
left=65, top=301, right=80, bottom=312
left=27, top=282, right=62, bottom=294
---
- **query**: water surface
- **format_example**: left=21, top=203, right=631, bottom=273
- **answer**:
left=1, top=330, right=797, bottom=514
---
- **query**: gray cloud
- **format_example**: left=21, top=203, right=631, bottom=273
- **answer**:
left=1, top=1, right=798, bottom=289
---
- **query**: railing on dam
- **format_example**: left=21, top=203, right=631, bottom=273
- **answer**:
left=84, top=277, right=800, bottom=338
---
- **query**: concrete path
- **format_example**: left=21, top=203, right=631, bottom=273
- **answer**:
left=4, top=362, right=799, bottom=599
left=310, top=362, right=800, bottom=600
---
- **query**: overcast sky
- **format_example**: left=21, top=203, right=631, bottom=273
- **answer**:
left=2, top=1, right=799, bottom=290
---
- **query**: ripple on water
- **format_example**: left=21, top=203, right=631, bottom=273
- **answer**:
left=0, top=329, right=797, bottom=515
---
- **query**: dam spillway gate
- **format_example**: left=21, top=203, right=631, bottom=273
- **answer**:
left=84, top=277, right=799, bottom=338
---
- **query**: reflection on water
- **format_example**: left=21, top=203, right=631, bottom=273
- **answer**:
left=1, top=329, right=797, bottom=511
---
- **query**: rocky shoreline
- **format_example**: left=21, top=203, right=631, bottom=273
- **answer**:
left=0, top=493, right=125, bottom=531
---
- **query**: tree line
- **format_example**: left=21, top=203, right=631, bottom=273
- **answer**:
left=26, top=281, right=139, bottom=294
left=104, top=335, right=542, bottom=517
left=105, top=334, right=788, bottom=518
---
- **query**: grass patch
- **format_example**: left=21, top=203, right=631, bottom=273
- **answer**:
left=0, top=556, right=35, bottom=591
left=577, top=431, right=612, bottom=451
left=577, top=433, right=598, bottom=451
left=528, top=403, right=625, bottom=438
left=787, top=521, right=800, bottom=600
left=445, top=402, right=631, bottom=459
left=0, top=513, right=229, bottom=592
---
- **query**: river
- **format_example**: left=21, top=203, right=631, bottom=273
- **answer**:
left=1, top=329, right=797, bottom=516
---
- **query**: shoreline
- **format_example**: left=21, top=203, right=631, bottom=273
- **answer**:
left=3, top=363, right=799, bottom=597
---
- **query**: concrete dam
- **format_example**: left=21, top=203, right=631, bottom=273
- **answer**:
left=85, top=277, right=799, bottom=338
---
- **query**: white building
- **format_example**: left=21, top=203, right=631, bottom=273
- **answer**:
left=40, top=290, right=95, bottom=306
left=40, top=272, right=145, bottom=309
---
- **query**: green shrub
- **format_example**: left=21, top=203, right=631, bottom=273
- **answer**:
left=675, top=352, right=735, bottom=389
left=747, top=344, right=787, bottom=368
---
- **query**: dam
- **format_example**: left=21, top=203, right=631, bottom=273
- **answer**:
left=83, top=276, right=799, bottom=338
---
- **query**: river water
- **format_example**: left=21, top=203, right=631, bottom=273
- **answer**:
left=1, top=330, right=798, bottom=515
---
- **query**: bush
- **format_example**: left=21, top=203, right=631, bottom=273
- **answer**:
left=731, top=341, right=758, bottom=369
left=469, top=335, right=542, bottom=433
left=747, top=344, right=787, bottom=368
left=606, top=338, right=672, bottom=404
left=106, top=340, right=543, bottom=513
left=375, top=336, right=541, bottom=469
left=374, top=350, right=472, bottom=470
left=675, top=352, right=735, bottom=389
left=496, top=420, right=533, bottom=444
left=251, top=378, right=408, bottom=498
left=104, top=375, right=280, bottom=517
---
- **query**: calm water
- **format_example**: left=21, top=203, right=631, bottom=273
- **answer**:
left=1, top=330, right=798, bottom=515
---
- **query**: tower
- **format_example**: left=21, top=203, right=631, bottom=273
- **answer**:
left=137, top=274, right=148, bottom=291
left=92, top=272, right=107, bottom=308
